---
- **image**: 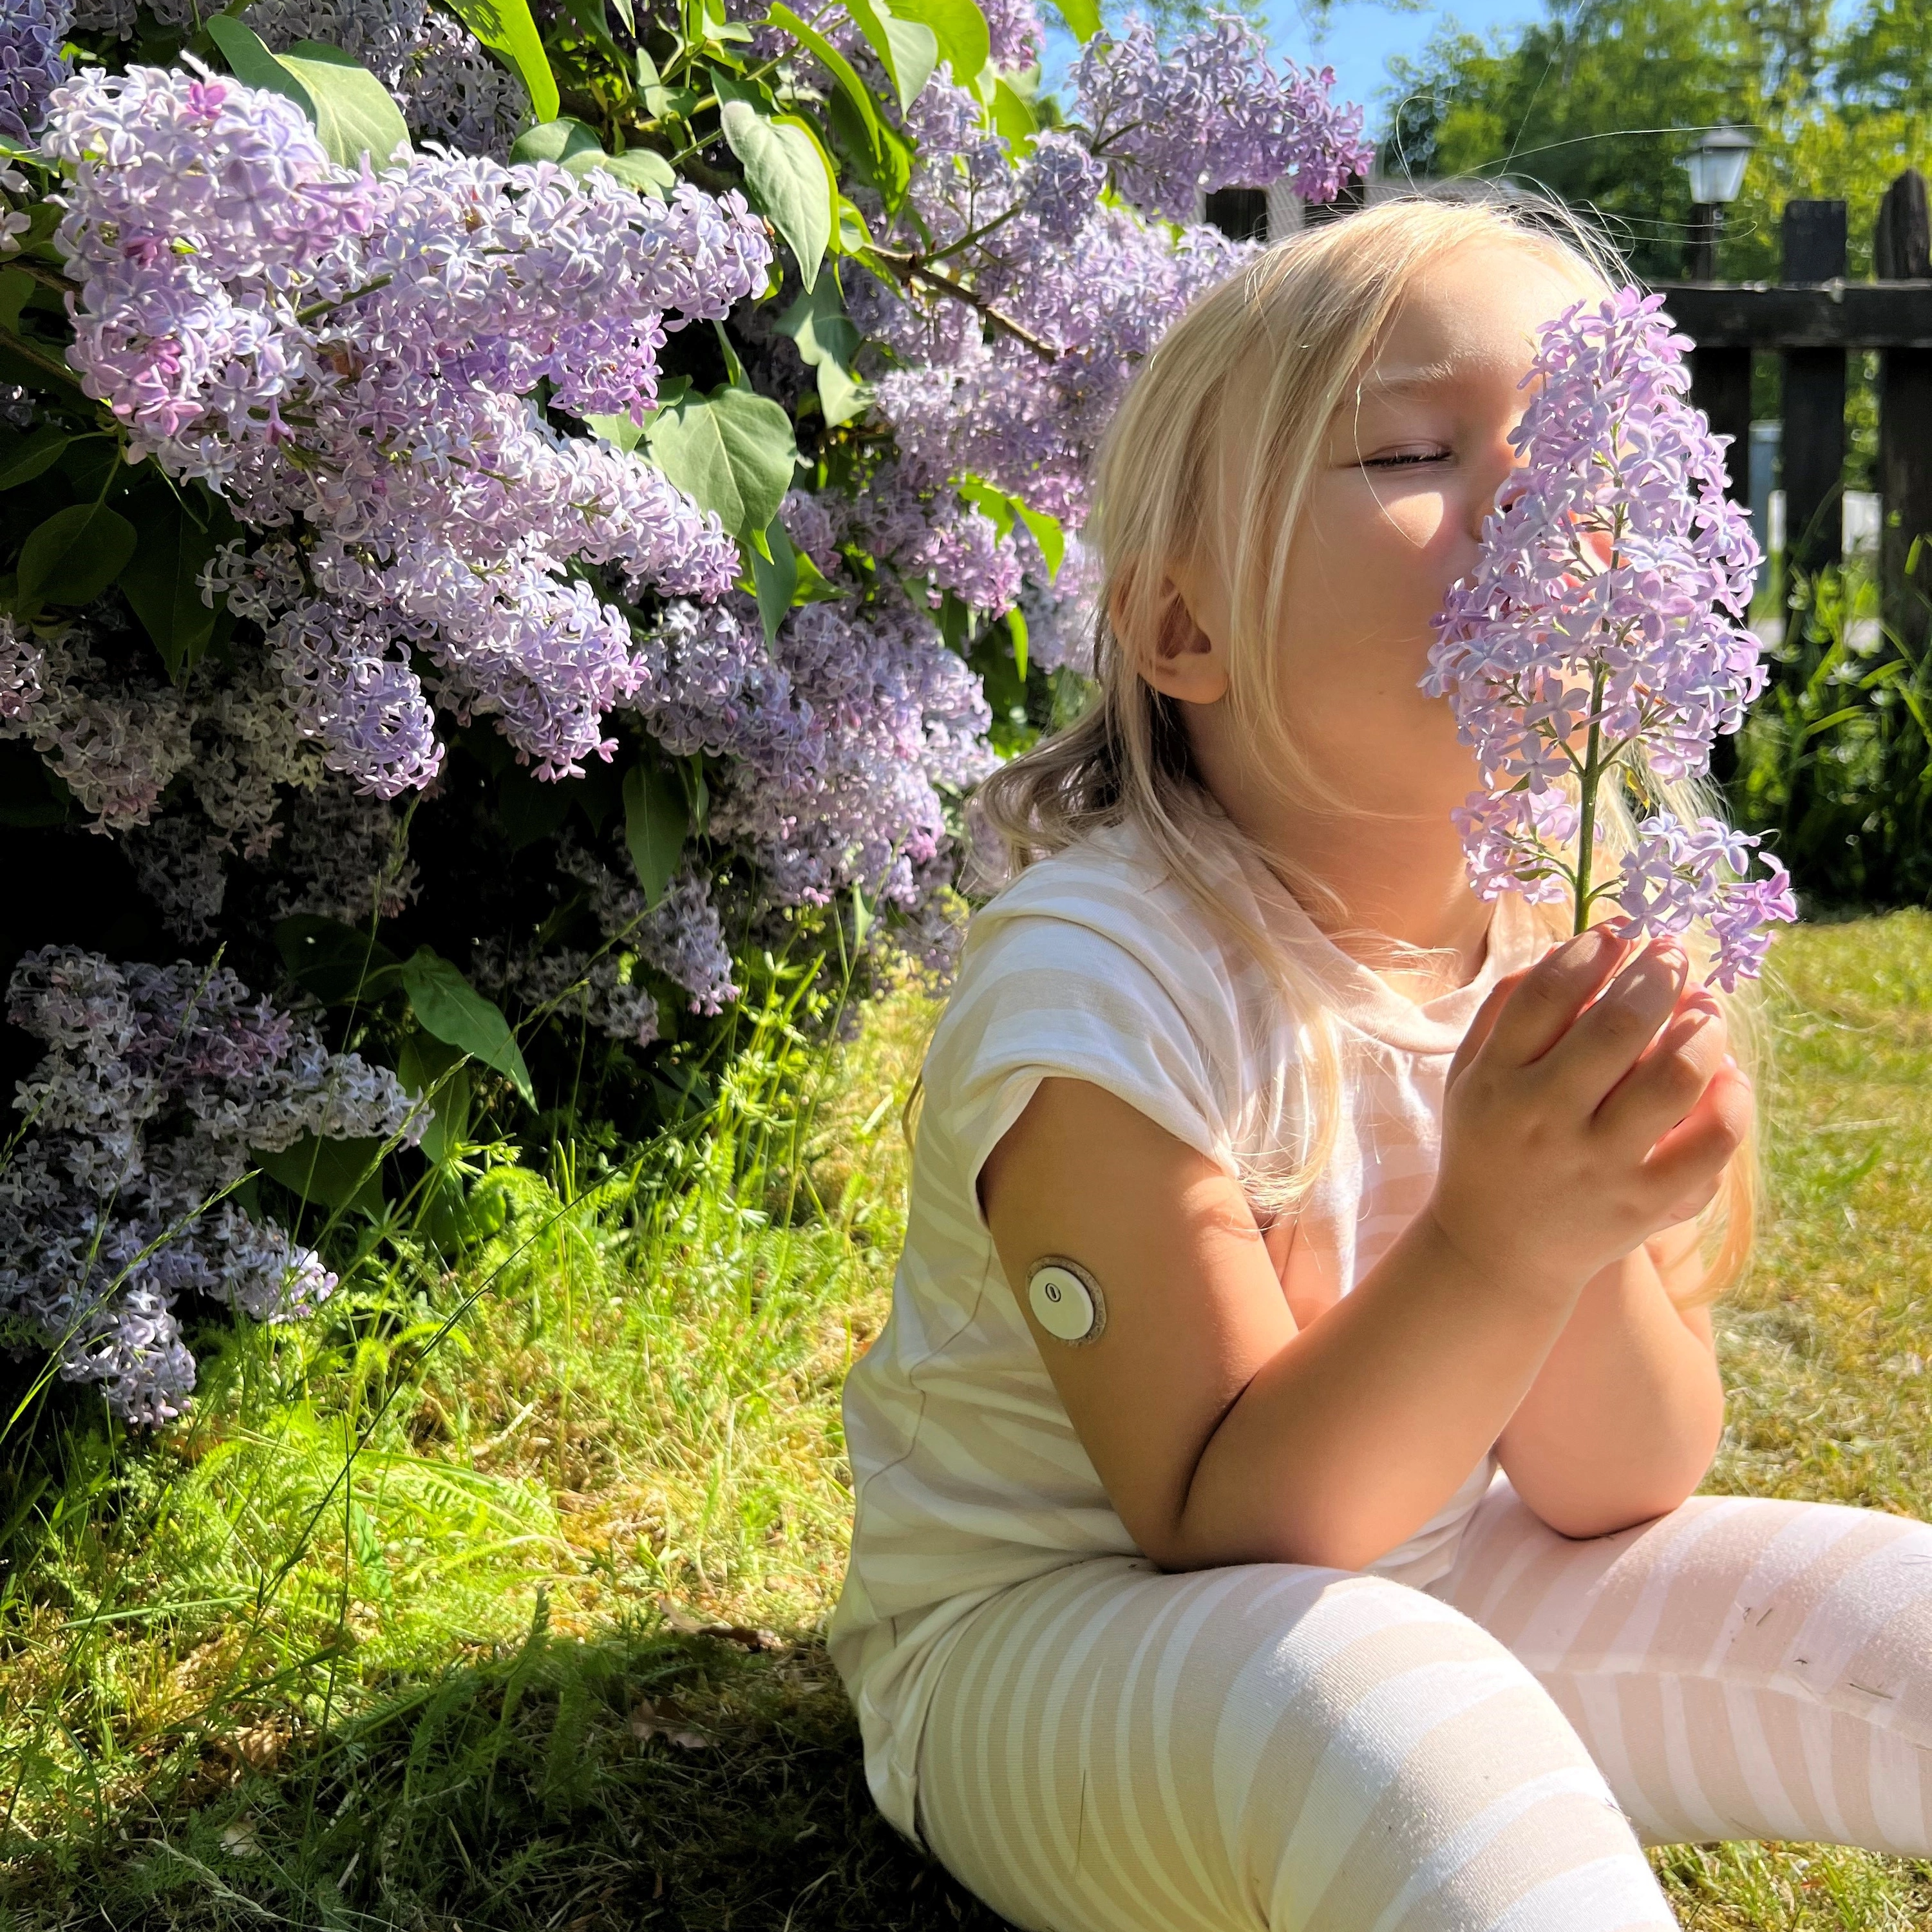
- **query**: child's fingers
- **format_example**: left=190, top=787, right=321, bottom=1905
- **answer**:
left=1444, top=965, right=1531, bottom=1089
left=1589, top=989, right=1728, bottom=1153
left=1535, top=937, right=1692, bottom=1108
left=1636, top=1057, right=1754, bottom=1211
left=1477, top=923, right=1635, bottom=1070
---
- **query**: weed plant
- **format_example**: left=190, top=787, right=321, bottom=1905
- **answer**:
left=1730, top=545, right=1932, bottom=909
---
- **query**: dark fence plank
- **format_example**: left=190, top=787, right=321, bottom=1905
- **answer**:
left=1878, top=169, right=1932, bottom=654
left=1654, top=281, right=1932, bottom=349
left=1781, top=201, right=1848, bottom=577
left=1689, top=348, right=1752, bottom=500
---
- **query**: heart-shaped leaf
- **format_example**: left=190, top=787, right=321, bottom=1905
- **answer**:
left=645, top=384, right=798, bottom=543
left=843, top=0, right=936, bottom=112
left=275, top=916, right=404, bottom=1005
left=205, top=16, right=317, bottom=117
left=623, top=762, right=689, bottom=909
left=719, top=100, right=831, bottom=291
left=884, top=0, right=987, bottom=86
left=16, top=503, right=136, bottom=614
left=120, top=486, right=236, bottom=684
left=402, top=947, right=536, bottom=1107
left=276, top=41, right=412, bottom=167
left=0, top=425, right=77, bottom=491
left=511, top=115, right=606, bottom=167
left=254, top=1133, right=387, bottom=1218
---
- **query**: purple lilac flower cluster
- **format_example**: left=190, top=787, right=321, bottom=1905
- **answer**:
left=1, top=949, right=422, bottom=1423
left=1072, top=15, right=1374, bottom=222
left=0, top=0, right=69, bottom=144
left=786, top=10, right=1365, bottom=667
left=43, top=64, right=768, bottom=793
left=1423, top=289, right=1798, bottom=989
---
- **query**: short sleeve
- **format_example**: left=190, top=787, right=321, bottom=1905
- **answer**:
left=922, top=909, right=1240, bottom=1236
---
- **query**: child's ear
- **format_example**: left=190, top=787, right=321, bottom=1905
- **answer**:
left=1135, top=562, right=1229, bottom=708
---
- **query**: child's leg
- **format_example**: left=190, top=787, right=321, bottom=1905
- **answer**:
left=1432, top=1475, right=1932, bottom=1853
left=914, top=1554, right=1678, bottom=1932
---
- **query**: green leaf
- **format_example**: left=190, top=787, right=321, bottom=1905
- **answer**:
left=623, top=762, right=688, bottom=909
left=884, top=0, right=987, bottom=86
left=560, top=0, right=627, bottom=62
left=0, top=267, right=32, bottom=335
left=497, top=762, right=573, bottom=849
left=0, top=425, right=77, bottom=491
left=957, top=473, right=1014, bottom=538
left=599, top=148, right=676, bottom=196
left=276, top=41, right=411, bottom=167
left=1012, top=497, right=1063, bottom=577
left=1046, top=0, right=1099, bottom=40
left=15, top=504, right=136, bottom=614
left=791, top=546, right=847, bottom=605
left=748, top=514, right=797, bottom=648
left=276, top=916, right=404, bottom=1005
left=401, top=947, right=536, bottom=1108
left=766, top=3, right=884, bottom=152
left=511, top=115, right=606, bottom=167
left=439, top=0, right=561, bottom=122
left=844, top=0, right=936, bottom=111
left=824, top=88, right=911, bottom=212
left=774, top=278, right=871, bottom=428
left=645, top=384, right=797, bottom=543
left=990, top=75, right=1036, bottom=155
left=960, top=473, right=1063, bottom=577
left=719, top=100, right=831, bottom=292
left=205, top=17, right=317, bottom=118
left=255, top=1133, right=386, bottom=1218
left=512, top=118, right=677, bottom=198
left=119, top=487, right=236, bottom=685
left=398, top=1032, right=471, bottom=1168
left=936, top=586, right=969, bottom=653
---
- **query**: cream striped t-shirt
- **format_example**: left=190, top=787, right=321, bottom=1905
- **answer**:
left=826, top=814, right=1543, bottom=1846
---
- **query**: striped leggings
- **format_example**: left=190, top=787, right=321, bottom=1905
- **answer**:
left=913, top=1475, right=1932, bottom=1931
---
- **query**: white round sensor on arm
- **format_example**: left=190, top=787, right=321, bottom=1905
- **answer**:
left=1026, top=1256, right=1107, bottom=1345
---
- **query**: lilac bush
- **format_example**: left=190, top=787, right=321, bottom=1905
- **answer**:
left=1423, top=289, right=1798, bottom=989
left=0, top=0, right=1371, bottom=1420
left=1, top=948, right=421, bottom=1422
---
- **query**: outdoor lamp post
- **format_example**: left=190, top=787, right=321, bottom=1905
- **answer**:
left=1681, top=124, right=1756, bottom=280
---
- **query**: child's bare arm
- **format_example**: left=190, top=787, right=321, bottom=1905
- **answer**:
left=1494, top=1241, right=1725, bottom=1539
left=980, top=927, right=1751, bottom=1574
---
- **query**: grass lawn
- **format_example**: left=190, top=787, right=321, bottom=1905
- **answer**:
left=5, top=915, right=1932, bottom=1929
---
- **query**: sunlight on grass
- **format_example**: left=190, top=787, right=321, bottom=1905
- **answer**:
left=1654, top=908, right=1932, bottom=1928
left=7, top=925, right=1932, bottom=1927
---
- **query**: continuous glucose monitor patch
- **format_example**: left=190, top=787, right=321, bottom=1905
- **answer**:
left=1027, top=1256, right=1106, bottom=1344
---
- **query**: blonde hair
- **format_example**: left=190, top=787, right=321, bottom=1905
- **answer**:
left=969, top=188, right=1764, bottom=1309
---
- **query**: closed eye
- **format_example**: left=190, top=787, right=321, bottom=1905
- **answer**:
left=1364, top=447, right=1452, bottom=469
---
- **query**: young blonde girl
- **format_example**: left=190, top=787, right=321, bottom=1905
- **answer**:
left=826, top=193, right=1932, bottom=1931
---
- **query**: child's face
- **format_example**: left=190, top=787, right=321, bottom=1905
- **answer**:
left=1164, top=238, right=1601, bottom=819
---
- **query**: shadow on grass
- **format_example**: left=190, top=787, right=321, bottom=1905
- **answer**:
left=2, top=1618, right=1015, bottom=1932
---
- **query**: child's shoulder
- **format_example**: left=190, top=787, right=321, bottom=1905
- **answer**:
left=962, top=819, right=1221, bottom=962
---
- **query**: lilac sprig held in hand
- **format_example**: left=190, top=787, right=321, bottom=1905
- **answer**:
left=1421, top=287, right=1798, bottom=990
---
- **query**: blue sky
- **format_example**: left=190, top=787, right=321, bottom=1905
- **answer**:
left=1262, top=0, right=1549, bottom=128
left=1041, top=0, right=1553, bottom=135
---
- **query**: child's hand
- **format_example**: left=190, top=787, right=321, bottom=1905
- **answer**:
left=1428, top=925, right=1752, bottom=1298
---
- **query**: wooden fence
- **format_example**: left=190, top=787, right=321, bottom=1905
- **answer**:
left=1657, top=168, right=1932, bottom=654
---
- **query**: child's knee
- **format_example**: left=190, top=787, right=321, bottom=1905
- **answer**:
left=1221, top=1577, right=1663, bottom=1927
